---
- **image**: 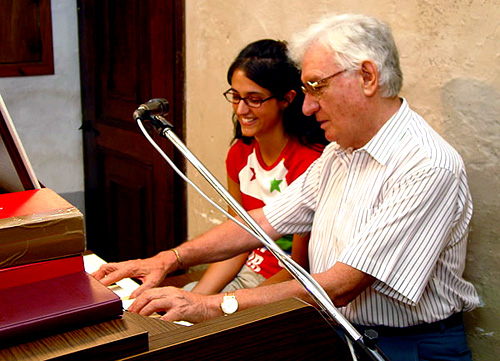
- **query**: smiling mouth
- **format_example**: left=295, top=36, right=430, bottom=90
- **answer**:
left=240, top=117, right=257, bottom=125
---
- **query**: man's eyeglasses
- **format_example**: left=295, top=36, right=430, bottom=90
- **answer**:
left=223, top=90, right=275, bottom=108
left=301, top=69, right=347, bottom=99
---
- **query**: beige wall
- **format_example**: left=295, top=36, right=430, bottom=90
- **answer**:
left=0, top=2, right=84, bottom=211
left=185, top=1, right=500, bottom=358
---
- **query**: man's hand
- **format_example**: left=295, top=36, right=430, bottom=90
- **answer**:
left=91, top=250, right=177, bottom=298
left=127, top=286, right=222, bottom=323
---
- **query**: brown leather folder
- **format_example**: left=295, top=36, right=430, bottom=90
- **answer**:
left=0, top=188, right=85, bottom=269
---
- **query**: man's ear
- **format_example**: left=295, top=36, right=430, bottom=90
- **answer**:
left=359, top=60, right=378, bottom=97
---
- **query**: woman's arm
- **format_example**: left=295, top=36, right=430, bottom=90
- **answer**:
left=190, top=176, right=249, bottom=295
left=190, top=253, right=249, bottom=294
left=258, top=233, right=310, bottom=286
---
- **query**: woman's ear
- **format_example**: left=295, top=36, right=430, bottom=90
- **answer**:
left=359, top=60, right=378, bottom=97
left=283, top=89, right=297, bottom=107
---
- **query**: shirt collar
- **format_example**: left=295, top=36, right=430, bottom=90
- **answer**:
left=327, top=98, right=411, bottom=165
left=358, top=98, right=410, bottom=165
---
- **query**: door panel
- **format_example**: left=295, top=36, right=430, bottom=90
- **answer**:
left=78, top=0, right=185, bottom=262
left=103, top=150, right=153, bottom=261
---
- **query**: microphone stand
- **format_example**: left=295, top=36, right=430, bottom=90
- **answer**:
left=143, top=112, right=389, bottom=361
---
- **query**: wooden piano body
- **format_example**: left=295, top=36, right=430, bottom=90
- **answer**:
left=0, top=97, right=352, bottom=360
left=0, top=297, right=351, bottom=360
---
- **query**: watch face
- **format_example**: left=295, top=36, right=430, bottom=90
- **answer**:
left=222, top=296, right=238, bottom=314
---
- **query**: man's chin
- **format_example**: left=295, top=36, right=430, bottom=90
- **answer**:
left=324, top=132, right=336, bottom=143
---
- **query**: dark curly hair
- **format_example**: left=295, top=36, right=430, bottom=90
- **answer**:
left=227, top=39, right=328, bottom=147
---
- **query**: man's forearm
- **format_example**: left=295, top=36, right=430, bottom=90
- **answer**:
left=234, top=262, right=377, bottom=313
left=175, top=209, right=278, bottom=269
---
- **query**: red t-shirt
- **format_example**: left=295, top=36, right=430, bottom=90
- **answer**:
left=226, top=138, right=323, bottom=278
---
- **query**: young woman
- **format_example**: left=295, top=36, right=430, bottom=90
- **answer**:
left=185, top=39, right=327, bottom=294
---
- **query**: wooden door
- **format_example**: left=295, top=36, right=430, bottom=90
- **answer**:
left=77, top=0, right=186, bottom=262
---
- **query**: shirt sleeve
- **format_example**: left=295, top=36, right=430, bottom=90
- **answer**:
left=339, top=166, right=463, bottom=305
left=225, top=140, right=246, bottom=184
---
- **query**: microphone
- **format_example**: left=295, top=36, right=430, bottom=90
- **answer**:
left=133, top=98, right=170, bottom=120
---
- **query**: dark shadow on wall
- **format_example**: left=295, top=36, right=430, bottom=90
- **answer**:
left=441, top=78, right=500, bottom=360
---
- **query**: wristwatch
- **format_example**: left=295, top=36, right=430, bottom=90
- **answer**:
left=220, top=292, right=238, bottom=316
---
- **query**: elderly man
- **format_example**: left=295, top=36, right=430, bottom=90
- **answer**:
left=94, top=13, right=479, bottom=360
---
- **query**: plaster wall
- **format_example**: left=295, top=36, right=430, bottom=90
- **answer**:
left=185, top=1, right=500, bottom=359
left=0, top=1, right=84, bottom=211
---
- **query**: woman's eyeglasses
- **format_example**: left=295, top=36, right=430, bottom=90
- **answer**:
left=223, top=90, right=275, bottom=108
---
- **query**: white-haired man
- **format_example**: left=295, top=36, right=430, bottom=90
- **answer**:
left=94, top=13, right=479, bottom=360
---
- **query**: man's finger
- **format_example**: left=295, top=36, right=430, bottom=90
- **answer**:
left=128, top=288, right=158, bottom=313
left=130, top=283, right=152, bottom=299
left=90, top=266, right=113, bottom=281
left=95, top=266, right=132, bottom=287
left=139, top=298, right=167, bottom=317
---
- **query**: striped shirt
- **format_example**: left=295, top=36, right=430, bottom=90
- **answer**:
left=264, top=99, right=480, bottom=327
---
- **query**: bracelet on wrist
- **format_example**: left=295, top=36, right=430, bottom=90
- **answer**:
left=170, top=248, right=183, bottom=269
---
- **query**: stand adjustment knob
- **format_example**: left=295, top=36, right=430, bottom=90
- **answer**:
left=363, top=329, right=379, bottom=350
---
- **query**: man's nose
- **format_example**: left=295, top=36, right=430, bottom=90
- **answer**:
left=302, top=94, right=320, bottom=116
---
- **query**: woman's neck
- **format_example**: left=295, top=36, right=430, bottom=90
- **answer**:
left=255, top=131, right=289, bottom=166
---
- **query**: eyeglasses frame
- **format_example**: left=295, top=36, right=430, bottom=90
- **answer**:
left=223, top=89, right=275, bottom=108
left=301, top=69, right=347, bottom=99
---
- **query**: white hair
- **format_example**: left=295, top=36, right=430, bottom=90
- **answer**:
left=289, top=13, right=403, bottom=98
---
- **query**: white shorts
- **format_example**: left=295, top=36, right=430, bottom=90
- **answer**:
left=183, top=264, right=267, bottom=293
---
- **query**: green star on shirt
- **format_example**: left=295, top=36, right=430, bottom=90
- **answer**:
left=270, top=178, right=283, bottom=193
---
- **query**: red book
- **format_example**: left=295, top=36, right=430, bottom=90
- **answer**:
left=0, top=188, right=72, bottom=218
left=0, top=271, right=123, bottom=345
left=0, top=255, right=83, bottom=289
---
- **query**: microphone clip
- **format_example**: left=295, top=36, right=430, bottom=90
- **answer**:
left=149, top=115, right=174, bottom=134
left=133, top=98, right=170, bottom=120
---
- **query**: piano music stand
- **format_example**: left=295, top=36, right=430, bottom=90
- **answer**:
left=0, top=94, right=41, bottom=192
